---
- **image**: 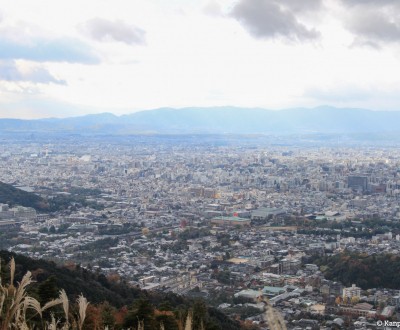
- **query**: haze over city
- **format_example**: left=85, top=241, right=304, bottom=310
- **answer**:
left=1, top=0, right=400, bottom=118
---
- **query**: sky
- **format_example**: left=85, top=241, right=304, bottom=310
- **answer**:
left=1, top=0, right=400, bottom=118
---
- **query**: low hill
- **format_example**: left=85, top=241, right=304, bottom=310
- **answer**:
left=0, top=250, right=145, bottom=307
left=0, top=181, right=104, bottom=212
left=0, top=181, right=49, bottom=211
left=313, top=252, right=400, bottom=290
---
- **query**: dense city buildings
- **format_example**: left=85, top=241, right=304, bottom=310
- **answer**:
left=1, top=134, right=400, bottom=329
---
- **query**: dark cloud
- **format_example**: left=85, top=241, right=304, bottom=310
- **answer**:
left=82, top=18, right=145, bottom=45
left=231, top=0, right=320, bottom=41
left=339, top=0, right=400, bottom=45
left=0, top=61, right=65, bottom=85
left=0, top=37, right=99, bottom=64
left=278, top=0, right=322, bottom=13
left=341, top=0, right=399, bottom=7
left=348, top=10, right=400, bottom=43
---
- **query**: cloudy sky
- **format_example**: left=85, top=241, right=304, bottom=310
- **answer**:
left=1, top=0, right=400, bottom=118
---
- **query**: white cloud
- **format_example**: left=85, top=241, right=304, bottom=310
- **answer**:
left=0, top=0, right=399, bottom=118
left=0, top=60, right=65, bottom=84
left=203, top=1, right=223, bottom=17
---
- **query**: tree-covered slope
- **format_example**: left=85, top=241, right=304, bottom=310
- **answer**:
left=0, top=181, right=48, bottom=211
left=0, top=251, right=245, bottom=330
left=0, top=181, right=103, bottom=212
left=313, top=252, right=400, bottom=290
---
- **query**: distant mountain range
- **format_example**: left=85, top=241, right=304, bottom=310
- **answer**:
left=1, top=106, right=400, bottom=134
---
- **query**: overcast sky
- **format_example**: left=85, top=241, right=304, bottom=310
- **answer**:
left=1, top=0, right=400, bottom=118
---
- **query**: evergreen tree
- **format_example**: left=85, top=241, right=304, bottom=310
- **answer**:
left=156, top=313, right=179, bottom=330
left=101, top=302, right=116, bottom=329
left=37, top=275, right=59, bottom=304
left=192, top=300, right=207, bottom=330
left=37, top=275, right=60, bottom=322
left=124, top=298, right=156, bottom=330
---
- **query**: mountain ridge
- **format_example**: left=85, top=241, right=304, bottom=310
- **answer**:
left=1, top=106, right=399, bottom=134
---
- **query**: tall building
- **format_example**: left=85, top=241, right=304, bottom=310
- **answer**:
left=347, top=176, right=369, bottom=192
left=343, top=284, right=361, bottom=299
left=280, top=257, right=301, bottom=274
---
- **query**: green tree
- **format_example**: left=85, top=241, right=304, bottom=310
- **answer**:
left=192, top=300, right=207, bottom=330
left=37, top=275, right=60, bottom=322
left=37, top=275, right=59, bottom=304
left=124, top=298, right=156, bottom=330
left=101, top=302, right=116, bottom=329
left=156, top=314, right=179, bottom=330
left=39, top=227, right=49, bottom=233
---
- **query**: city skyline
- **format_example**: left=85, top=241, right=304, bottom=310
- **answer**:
left=2, top=0, right=400, bottom=118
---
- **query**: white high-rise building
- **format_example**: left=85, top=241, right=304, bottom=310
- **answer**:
left=343, top=284, right=361, bottom=299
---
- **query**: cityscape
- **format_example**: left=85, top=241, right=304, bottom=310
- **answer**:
left=2, top=0, right=400, bottom=328
left=1, top=134, right=400, bottom=329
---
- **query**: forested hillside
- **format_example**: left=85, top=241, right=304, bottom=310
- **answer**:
left=0, top=181, right=103, bottom=212
left=0, top=181, right=48, bottom=211
left=0, top=251, right=246, bottom=330
left=313, top=252, right=400, bottom=289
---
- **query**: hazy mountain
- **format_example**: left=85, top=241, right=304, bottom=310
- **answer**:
left=1, top=106, right=399, bottom=134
